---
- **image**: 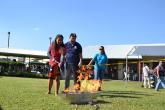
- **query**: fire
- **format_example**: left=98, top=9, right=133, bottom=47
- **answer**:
left=64, top=84, right=80, bottom=93
left=64, top=65, right=101, bottom=93
left=81, top=80, right=101, bottom=93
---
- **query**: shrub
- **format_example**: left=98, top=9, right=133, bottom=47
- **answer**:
left=0, top=72, right=48, bottom=79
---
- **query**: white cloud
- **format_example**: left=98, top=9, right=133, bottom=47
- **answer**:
left=33, top=27, right=40, bottom=31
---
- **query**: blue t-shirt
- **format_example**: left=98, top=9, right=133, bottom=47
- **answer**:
left=93, top=53, right=108, bottom=70
left=65, top=42, right=82, bottom=65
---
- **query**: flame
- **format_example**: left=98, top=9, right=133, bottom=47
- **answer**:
left=81, top=80, right=101, bottom=93
left=77, top=72, right=83, bottom=81
left=64, top=84, right=80, bottom=93
left=64, top=88, right=69, bottom=93
left=64, top=65, right=101, bottom=93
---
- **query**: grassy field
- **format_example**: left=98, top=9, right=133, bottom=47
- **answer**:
left=0, top=76, right=165, bottom=110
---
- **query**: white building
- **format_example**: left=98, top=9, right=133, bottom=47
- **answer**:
left=1, top=43, right=165, bottom=80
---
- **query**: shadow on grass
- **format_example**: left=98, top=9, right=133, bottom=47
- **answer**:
left=99, top=90, right=152, bottom=99
left=96, top=100, right=111, bottom=104
left=0, top=105, right=3, bottom=110
left=102, top=90, right=152, bottom=96
left=103, top=79, right=112, bottom=81
left=70, top=100, right=111, bottom=105
left=100, top=94, right=141, bottom=98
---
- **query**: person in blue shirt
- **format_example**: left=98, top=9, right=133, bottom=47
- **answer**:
left=64, top=33, right=83, bottom=89
left=87, top=46, right=108, bottom=91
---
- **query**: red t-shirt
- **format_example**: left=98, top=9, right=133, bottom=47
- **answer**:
left=48, top=43, right=61, bottom=66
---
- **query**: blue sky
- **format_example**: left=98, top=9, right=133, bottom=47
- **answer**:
left=0, top=0, right=165, bottom=51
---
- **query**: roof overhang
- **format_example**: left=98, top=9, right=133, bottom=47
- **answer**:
left=0, top=48, right=48, bottom=59
left=128, top=46, right=165, bottom=60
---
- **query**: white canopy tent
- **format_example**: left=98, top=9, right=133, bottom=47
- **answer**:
left=129, top=46, right=165, bottom=57
left=126, top=45, right=165, bottom=81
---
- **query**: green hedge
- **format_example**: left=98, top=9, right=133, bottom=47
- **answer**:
left=0, top=72, right=48, bottom=79
left=0, top=61, right=25, bottom=66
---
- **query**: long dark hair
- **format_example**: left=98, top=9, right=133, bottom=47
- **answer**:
left=53, top=34, right=65, bottom=50
left=100, top=46, right=106, bottom=54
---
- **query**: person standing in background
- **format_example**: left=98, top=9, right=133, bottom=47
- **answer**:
left=64, top=33, right=82, bottom=89
left=155, top=61, right=165, bottom=91
left=143, top=64, right=151, bottom=88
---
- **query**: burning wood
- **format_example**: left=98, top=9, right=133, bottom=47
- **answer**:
left=64, top=65, right=101, bottom=93
left=62, top=66, right=101, bottom=104
left=81, top=80, right=101, bottom=93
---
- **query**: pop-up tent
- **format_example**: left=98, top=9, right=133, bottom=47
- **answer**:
left=126, top=45, right=165, bottom=81
left=129, top=46, right=165, bottom=57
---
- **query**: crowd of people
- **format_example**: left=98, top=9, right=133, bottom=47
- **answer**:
left=141, top=61, right=165, bottom=91
left=47, top=33, right=165, bottom=95
left=122, top=61, right=165, bottom=91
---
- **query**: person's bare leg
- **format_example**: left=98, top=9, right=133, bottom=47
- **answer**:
left=54, top=76, right=60, bottom=96
left=48, top=78, right=53, bottom=94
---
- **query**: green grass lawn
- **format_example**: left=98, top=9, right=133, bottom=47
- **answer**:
left=0, top=76, right=165, bottom=110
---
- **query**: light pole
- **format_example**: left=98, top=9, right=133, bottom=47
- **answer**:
left=49, top=37, right=52, bottom=45
left=8, top=32, right=10, bottom=48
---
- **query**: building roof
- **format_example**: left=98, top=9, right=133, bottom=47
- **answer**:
left=129, top=45, right=165, bottom=56
left=0, top=48, right=48, bottom=58
left=83, top=43, right=165, bottom=59
left=1, top=43, right=165, bottom=59
left=83, top=45, right=137, bottom=59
